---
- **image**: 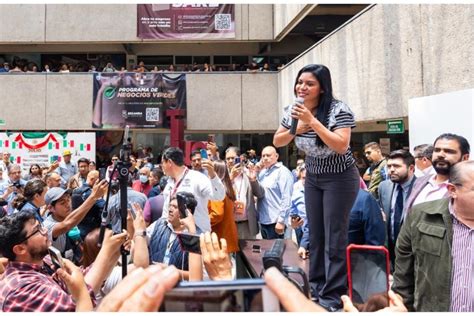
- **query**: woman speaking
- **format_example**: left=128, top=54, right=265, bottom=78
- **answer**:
left=273, top=64, right=359, bottom=311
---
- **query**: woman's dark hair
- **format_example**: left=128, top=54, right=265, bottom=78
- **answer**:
left=29, top=163, right=42, bottom=175
left=355, top=293, right=389, bottom=312
left=12, top=179, right=47, bottom=210
left=213, top=160, right=236, bottom=201
left=82, top=228, right=100, bottom=267
left=159, top=176, right=169, bottom=191
left=294, top=64, right=335, bottom=146
left=0, top=210, right=36, bottom=260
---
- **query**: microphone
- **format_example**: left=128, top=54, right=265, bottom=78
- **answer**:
left=289, top=97, right=304, bottom=135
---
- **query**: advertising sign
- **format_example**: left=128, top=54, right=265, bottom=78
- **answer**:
left=92, top=72, right=186, bottom=129
left=137, top=4, right=235, bottom=39
left=0, top=132, right=95, bottom=175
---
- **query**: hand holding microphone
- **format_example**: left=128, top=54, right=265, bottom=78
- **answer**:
left=289, top=97, right=305, bottom=135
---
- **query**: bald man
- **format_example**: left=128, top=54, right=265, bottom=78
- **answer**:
left=248, top=146, right=294, bottom=239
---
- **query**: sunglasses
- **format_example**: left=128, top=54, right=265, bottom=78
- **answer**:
left=18, top=223, right=47, bottom=244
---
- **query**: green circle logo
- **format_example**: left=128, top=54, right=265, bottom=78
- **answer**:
left=104, top=87, right=116, bottom=99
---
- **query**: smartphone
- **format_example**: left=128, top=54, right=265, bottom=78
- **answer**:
left=176, top=193, right=188, bottom=219
left=176, top=232, right=201, bottom=254
left=51, top=155, right=59, bottom=163
left=290, top=214, right=301, bottom=221
left=347, top=244, right=390, bottom=306
left=207, top=134, right=215, bottom=143
left=234, top=157, right=241, bottom=165
left=200, top=148, right=208, bottom=160
left=48, top=246, right=64, bottom=270
left=162, top=279, right=280, bottom=312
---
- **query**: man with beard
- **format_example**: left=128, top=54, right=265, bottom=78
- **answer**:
left=0, top=210, right=128, bottom=311
left=405, top=133, right=470, bottom=213
left=363, top=142, right=388, bottom=199
left=378, top=150, right=416, bottom=266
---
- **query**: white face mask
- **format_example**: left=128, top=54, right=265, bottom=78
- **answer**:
left=139, top=175, right=148, bottom=184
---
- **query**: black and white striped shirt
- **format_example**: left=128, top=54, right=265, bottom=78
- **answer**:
left=281, top=100, right=356, bottom=175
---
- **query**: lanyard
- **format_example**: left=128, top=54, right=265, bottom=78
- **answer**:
left=170, top=168, right=189, bottom=198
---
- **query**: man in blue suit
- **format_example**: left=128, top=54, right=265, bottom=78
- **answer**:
left=378, top=149, right=416, bottom=268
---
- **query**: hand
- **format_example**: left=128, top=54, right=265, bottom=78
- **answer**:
left=246, top=163, right=258, bottom=182
left=0, top=257, right=8, bottom=275
left=291, top=103, right=316, bottom=125
left=275, top=222, right=285, bottom=235
left=377, top=290, right=408, bottom=312
left=56, top=259, right=92, bottom=309
left=229, top=164, right=242, bottom=181
left=206, top=142, right=218, bottom=156
left=102, top=229, right=128, bottom=256
left=50, top=161, right=60, bottom=170
left=297, top=247, right=308, bottom=259
left=264, top=267, right=326, bottom=312
left=131, top=202, right=146, bottom=231
left=91, top=179, right=108, bottom=199
left=290, top=217, right=304, bottom=229
left=295, top=121, right=312, bottom=135
left=341, top=290, right=408, bottom=312
left=179, top=209, right=196, bottom=234
left=200, top=232, right=233, bottom=280
left=201, top=159, right=216, bottom=179
left=97, top=265, right=180, bottom=312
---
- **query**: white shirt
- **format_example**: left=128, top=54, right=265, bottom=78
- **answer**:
left=414, top=165, right=436, bottom=178
left=161, top=168, right=225, bottom=232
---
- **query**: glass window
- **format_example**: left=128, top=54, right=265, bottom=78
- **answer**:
left=175, top=56, right=193, bottom=64
left=231, top=56, right=249, bottom=65
left=193, top=56, right=210, bottom=64
left=214, top=56, right=231, bottom=64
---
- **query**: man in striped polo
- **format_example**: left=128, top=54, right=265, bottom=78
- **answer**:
left=393, top=160, right=474, bottom=312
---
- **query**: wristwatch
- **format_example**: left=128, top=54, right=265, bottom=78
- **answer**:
left=134, top=230, right=147, bottom=238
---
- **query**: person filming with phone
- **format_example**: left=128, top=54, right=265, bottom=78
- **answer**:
left=133, top=192, right=202, bottom=281
left=0, top=210, right=129, bottom=311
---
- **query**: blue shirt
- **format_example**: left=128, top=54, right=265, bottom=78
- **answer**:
left=253, top=162, right=294, bottom=225
left=0, top=179, right=27, bottom=215
left=57, top=162, right=77, bottom=188
left=348, top=189, right=386, bottom=246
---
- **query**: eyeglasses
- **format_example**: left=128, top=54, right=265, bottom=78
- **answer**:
left=18, top=223, right=47, bottom=244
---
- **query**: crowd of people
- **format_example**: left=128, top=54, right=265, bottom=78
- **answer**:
left=0, top=59, right=282, bottom=74
left=0, top=63, right=472, bottom=313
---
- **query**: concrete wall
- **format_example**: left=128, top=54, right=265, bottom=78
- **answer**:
left=273, top=4, right=314, bottom=40
left=279, top=4, right=473, bottom=126
left=0, top=4, right=274, bottom=43
left=0, top=73, right=278, bottom=131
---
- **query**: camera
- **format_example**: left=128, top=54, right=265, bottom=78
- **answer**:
left=176, top=192, right=197, bottom=218
left=12, top=182, right=23, bottom=189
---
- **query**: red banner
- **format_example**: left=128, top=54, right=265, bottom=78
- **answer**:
left=137, top=4, right=235, bottom=40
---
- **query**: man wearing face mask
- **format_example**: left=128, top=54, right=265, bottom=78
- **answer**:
left=132, top=167, right=152, bottom=196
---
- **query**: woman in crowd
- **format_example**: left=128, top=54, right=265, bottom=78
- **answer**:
left=25, top=163, right=43, bottom=181
left=207, top=161, right=239, bottom=255
left=273, top=64, right=359, bottom=311
left=12, top=178, right=48, bottom=221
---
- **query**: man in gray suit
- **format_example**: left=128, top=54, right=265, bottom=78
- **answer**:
left=378, top=149, right=416, bottom=267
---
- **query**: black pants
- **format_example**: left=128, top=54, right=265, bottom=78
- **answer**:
left=260, top=223, right=284, bottom=239
left=305, top=165, right=359, bottom=308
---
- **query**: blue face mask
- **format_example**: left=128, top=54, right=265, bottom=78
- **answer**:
left=139, top=175, right=148, bottom=184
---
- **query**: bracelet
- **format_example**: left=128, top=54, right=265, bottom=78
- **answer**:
left=134, top=230, right=147, bottom=238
